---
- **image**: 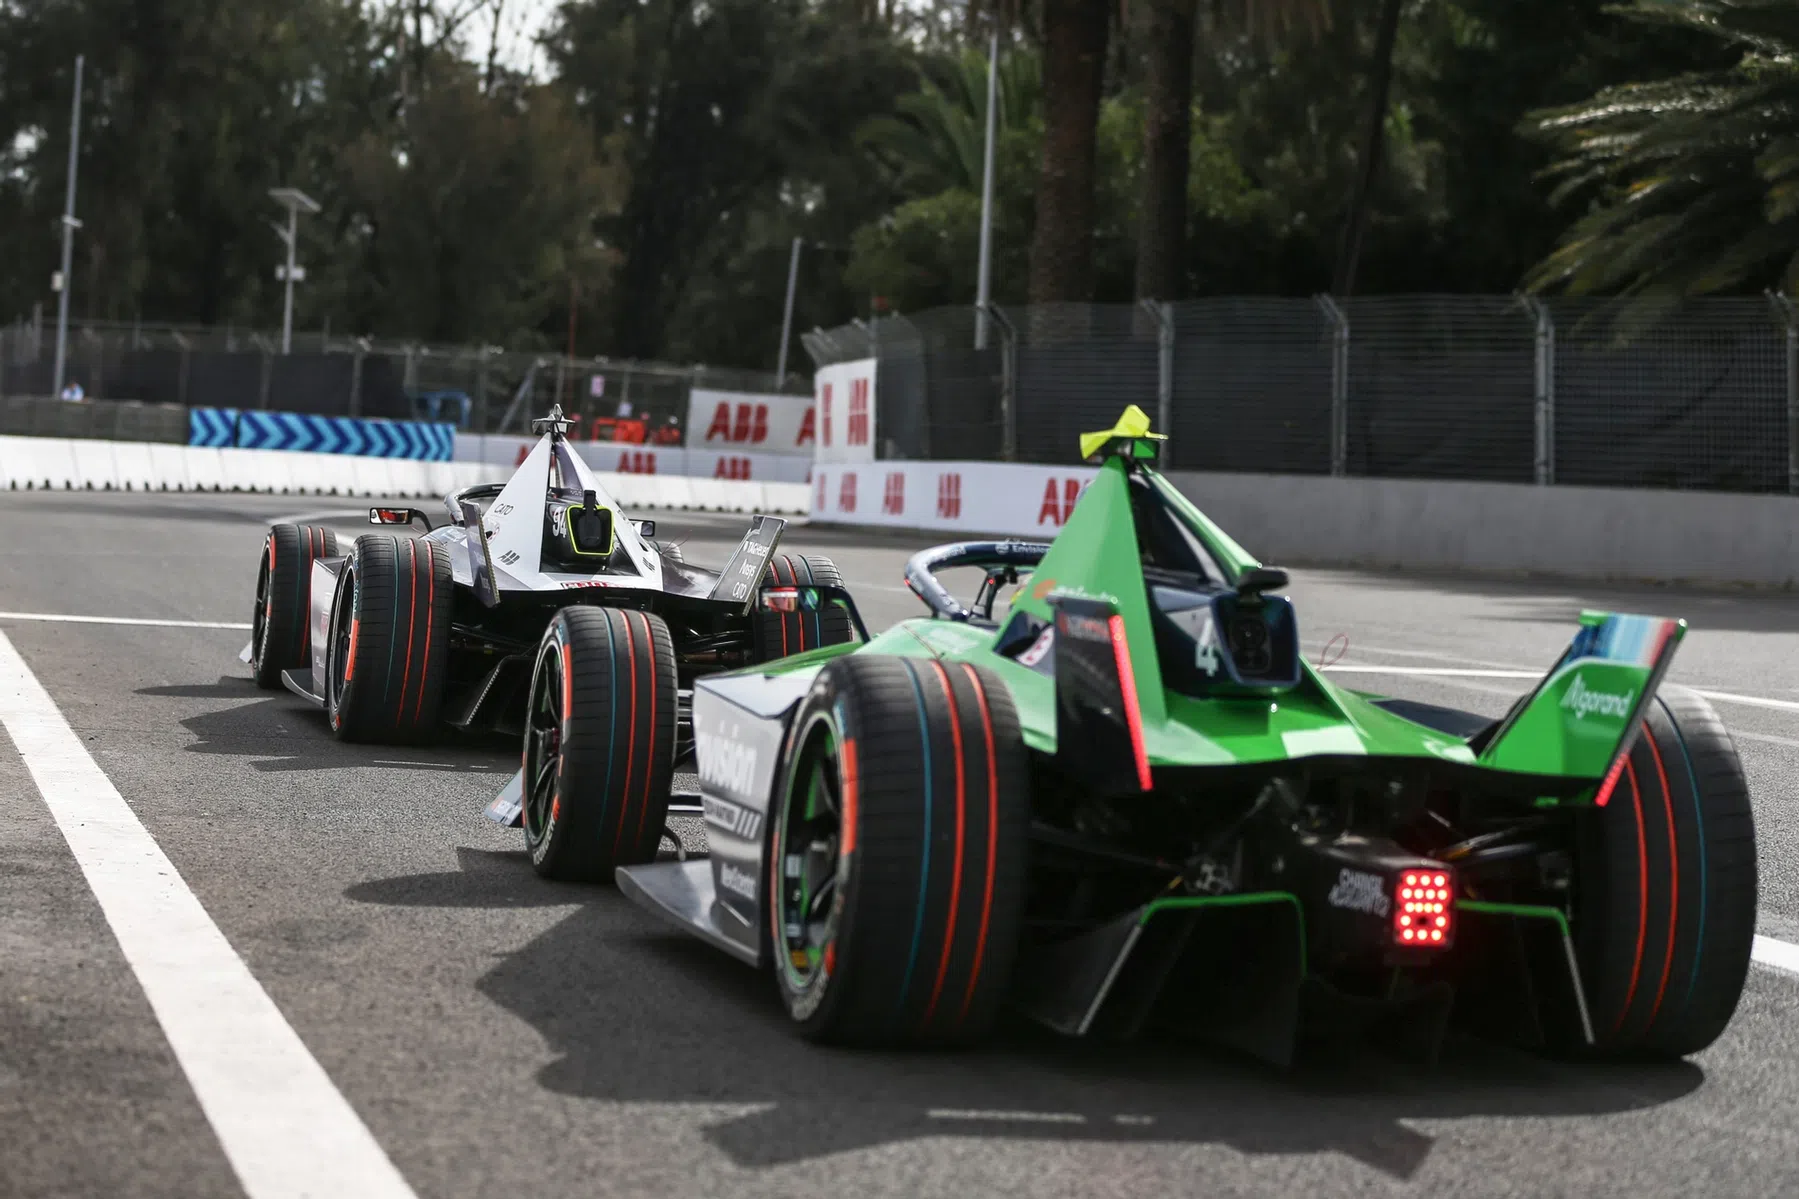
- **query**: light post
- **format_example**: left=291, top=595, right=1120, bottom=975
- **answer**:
left=776, top=236, right=803, bottom=388
left=268, top=188, right=321, bottom=354
left=50, top=55, right=84, bottom=401
left=974, top=25, right=1000, bottom=350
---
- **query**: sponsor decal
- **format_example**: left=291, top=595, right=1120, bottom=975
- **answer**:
left=1046, top=583, right=1119, bottom=605
left=1562, top=674, right=1634, bottom=721
left=936, top=472, right=962, bottom=519
left=559, top=579, right=612, bottom=589
left=848, top=378, right=870, bottom=446
left=719, top=861, right=758, bottom=900
left=1326, top=868, right=1390, bottom=917
left=814, top=473, right=828, bottom=512
left=1036, top=477, right=1086, bottom=527
left=698, top=726, right=761, bottom=797
left=705, top=402, right=771, bottom=446
left=1056, top=612, right=1110, bottom=643
left=715, top=456, right=752, bottom=480
left=838, top=472, right=857, bottom=514
left=492, top=502, right=515, bottom=516
left=1017, top=626, right=1055, bottom=668
left=703, top=794, right=764, bottom=841
left=498, top=549, right=520, bottom=565
left=820, top=383, right=833, bottom=447
left=882, top=471, right=905, bottom=516
left=796, top=405, right=816, bottom=447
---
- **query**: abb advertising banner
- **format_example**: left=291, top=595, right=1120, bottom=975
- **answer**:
left=454, top=434, right=811, bottom=483
left=812, top=358, right=876, bottom=464
left=809, top=461, right=1099, bottom=538
left=685, top=388, right=815, bottom=457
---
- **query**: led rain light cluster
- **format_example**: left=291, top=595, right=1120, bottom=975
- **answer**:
left=1395, top=869, right=1455, bottom=948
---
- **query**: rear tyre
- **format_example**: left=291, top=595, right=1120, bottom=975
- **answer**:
left=324, top=534, right=452, bottom=742
left=250, top=523, right=338, bottom=689
left=1572, top=685, right=1758, bottom=1058
left=769, top=654, right=1028, bottom=1047
left=523, top=607, right=678, bottom=882
left=755, top=553, right=857, bottom=662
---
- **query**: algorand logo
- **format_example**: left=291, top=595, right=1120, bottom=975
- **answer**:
left=1562, top=674, right=1635, bottom=721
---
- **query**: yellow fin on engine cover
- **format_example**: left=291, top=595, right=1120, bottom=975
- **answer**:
left=1080, top=404, right=1168, bottom=462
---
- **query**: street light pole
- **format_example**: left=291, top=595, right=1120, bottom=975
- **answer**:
left=51, top=55, right=84, bottom=401
left=974, top=25, right=999, bottom=351
left=776, top=236, right=802, bottom=388
left=268, top=188, right=321, bottom=354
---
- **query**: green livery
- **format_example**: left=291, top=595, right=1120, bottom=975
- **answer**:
left=591, top=405, right=1756, bottom=1066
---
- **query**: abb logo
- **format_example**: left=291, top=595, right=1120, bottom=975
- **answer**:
left=514, top=444, right=532, bottom=466
left=615, top=450, right=657, bottom=474
left=936, top=473, right=962, bottom=519
left=819, top=384, right=834, bottom=446
left=1036, top=477, right=1086, bottom=526
left=815, top=472, right=828, bottom=511
left=848, top=378, right=870, bottom=446
left=796, top=405, right=816, bottom=447
left=714, top=456, right=752, bottom=480
left=705, top=402, right=769, bottom=445
left=882, top=471, right=905, bottom=515
left=838, top=472, right=858, bottom=514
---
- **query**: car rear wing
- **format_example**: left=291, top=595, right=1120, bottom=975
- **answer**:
left=1474, top=611, right=1686, bottom=802
left=706, top=514, right=786, bottom=614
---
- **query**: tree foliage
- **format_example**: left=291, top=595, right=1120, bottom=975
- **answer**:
left=0, top=0, right=1772, bottom=372
left=1524, top=0, right=1798, bottom=299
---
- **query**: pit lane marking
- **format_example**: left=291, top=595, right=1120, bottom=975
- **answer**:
left=0, top=611, right=251, bottom=630
left=0, top=631, right=418, bottom=1199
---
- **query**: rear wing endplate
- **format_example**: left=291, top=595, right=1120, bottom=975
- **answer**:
left=1476, top=612, right=1686, bottom=799
left=708, top=515, right=786, bottom=614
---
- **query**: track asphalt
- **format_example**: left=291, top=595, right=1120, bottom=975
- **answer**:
left=2, top=489, right=1797, bottom=1197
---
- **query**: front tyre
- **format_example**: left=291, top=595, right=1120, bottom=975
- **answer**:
left=770, top=654, right=1029, bottom=1047
left=523, top=607, right=677, bottom=882
left=1573, top=685, right=1758, bottom=1058
left=325, top=534, right=452, bottom=742
left=250, top=523, right=338, bottom=689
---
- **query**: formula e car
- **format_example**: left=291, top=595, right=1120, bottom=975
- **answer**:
left=241, top=406, right=855, bottom=820
left=490, top=405, right=1757, bottom=1064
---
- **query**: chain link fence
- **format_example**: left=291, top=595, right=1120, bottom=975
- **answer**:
left=805, top=294, right=1799, bottom=495
left=0, top=317, right=806, bottom=440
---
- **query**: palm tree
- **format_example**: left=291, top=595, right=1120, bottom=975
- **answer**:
left=1525, top=0, right=1799, bottom=299
left=1134, top=0, right=1331, bottom=302
left=1030, top=0, right=1115, bottom=303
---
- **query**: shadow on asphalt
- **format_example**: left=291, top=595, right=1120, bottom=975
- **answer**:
left=360, top=887, right=1705, bottom=1178
left=141, top=676, right=516, bottom=772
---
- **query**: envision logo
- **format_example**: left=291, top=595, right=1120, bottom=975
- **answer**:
left=698, top=727, right=759, bottom=796
left=1562, top=674, right=1635, bottom=720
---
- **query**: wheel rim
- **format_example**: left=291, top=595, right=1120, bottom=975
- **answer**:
left=251, top=550, right=272, bottom=665
left=522, top=639, right=564, bottom=843
left=775, top=713, right=846, bottom=991
left=327, top=571, right=356, bottom=713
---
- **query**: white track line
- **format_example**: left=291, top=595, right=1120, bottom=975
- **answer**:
left=0, top=611, right=251, bottom=631
left=0, top=631, right=417, bottom=1199
left=1754, top=937, right=1799, bottom=977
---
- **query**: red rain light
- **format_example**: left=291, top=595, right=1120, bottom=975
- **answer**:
left=1393, top=866, right=1455, bottom=950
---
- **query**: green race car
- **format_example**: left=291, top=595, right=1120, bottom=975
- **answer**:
left=496, top=406, right=1757, bottom=1065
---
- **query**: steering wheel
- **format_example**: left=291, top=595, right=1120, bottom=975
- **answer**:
left=903, top=540, right=1051, bottom=623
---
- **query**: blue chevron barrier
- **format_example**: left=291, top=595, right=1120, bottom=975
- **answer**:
left=187, top=408, right=455, bottom=461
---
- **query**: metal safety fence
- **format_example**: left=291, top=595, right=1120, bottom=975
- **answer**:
left=0, top=318, right=804, bottom=438
left=803, top=295, right=1799, bottom=494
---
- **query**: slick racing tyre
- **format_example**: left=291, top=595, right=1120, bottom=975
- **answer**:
left=769, top=654, right=1028, bottom=1048
left=325, top=534, right=452, bottom=742
left=523, top=607, right=678, bottom=882
left=1572, top=686, right=1757, bottom=1058
left=755, top=554, right=857, bottom=662
left=251, top=523, right=339, bottom=689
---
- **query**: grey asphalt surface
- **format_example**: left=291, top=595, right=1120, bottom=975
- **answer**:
left=2, top=489, right=1798, bottom=1197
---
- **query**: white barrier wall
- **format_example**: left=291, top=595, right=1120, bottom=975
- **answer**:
left=685, top=388, right=813, bottom=456
left=0, top=436, right=808, bottom=516
left=455, top=434, right=812, bottom=483
left=808, top=456, right=1799, bottom=588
